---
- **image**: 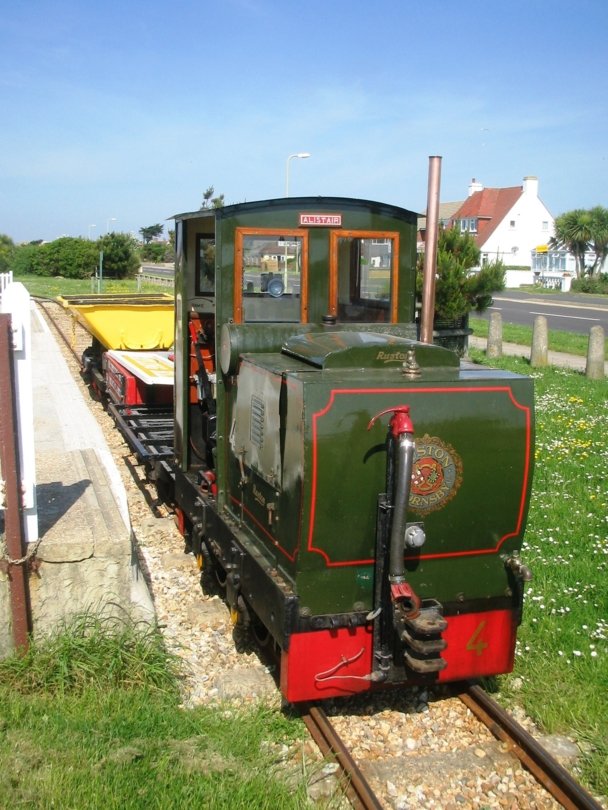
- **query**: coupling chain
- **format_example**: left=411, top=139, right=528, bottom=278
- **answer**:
left=0, top=537, right=42, bottom=573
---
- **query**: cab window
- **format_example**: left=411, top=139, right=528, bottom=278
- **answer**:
left=331, top=231, right=398, bottom=323
left=235, top=230, right=308, bottom=323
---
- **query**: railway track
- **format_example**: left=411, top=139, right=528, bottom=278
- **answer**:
left=302, top=687, right=604, bottom=809
left=459, top=685, right=603, bottom=810
left=37, top=298, right=605, bottom=810
left=35, top=296, right=85, bottom=364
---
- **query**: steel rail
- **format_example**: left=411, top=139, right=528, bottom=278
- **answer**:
left=460, top=684, right=603, bottom=810
left=301, top=705, right=383, bottom=810
left=35, top=298, right=83, bottom=366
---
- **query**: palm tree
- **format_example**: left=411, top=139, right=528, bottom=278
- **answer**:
left=551, top=207, right=608, bottom=278
left=550, top=209, right=593, bottom=278
left=588, top=206, right=608, bottom=277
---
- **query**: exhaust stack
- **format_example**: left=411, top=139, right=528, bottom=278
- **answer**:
left=420, top=156, right=442, bottom=345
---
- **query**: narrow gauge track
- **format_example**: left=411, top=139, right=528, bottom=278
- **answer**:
left=302, top=704, right=384, bottom=810
left=460, top=685, right=602, bottom=810
left=35, top=296, right=85, bottom=364
left=304, top=690, right=604, bottom=810
left=36, top=299, right=605, bottom=810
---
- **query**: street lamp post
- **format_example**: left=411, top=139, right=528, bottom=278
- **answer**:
left=285, top=152, right=311, bottom=197
left=106, top=217, right=117, bottom=233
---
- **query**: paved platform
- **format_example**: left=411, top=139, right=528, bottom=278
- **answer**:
left=2, top=304, right=153, bottom=642
left=31, top=304, right=130, bottom=542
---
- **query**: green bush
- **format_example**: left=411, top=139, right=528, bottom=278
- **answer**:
left=9, top=242, right=39, bottom=274
left=141, top=242, right=173, bottom=262
left=0, top=234, right=15, bottom=273
left=571, top=273, right=608, bottom=294
left=417, top=227, right=505, bottom=320
left=97, top=232, right=141, bottom=279
left=32, top=237, right=99, bottom=278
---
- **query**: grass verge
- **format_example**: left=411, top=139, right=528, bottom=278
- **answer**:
left=470, top=316, right=596, bottom=357
left=10, top=274, right=169, bottom=299
left=0, top=613, right=310, bottom=809
left=469, top=349, right=608, bottom=798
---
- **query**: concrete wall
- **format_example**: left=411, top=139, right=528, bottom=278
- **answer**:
left=0, top=301, right=154, bottom=659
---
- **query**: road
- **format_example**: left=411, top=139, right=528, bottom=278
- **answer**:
left=481, top=290, right=608, bottom=334
left=141, top=265, right=607, bottom=336
left=141, top=263, right=174, bottom=278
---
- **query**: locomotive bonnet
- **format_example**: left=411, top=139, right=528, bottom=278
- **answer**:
left=167, top=196, right=534, bottom=703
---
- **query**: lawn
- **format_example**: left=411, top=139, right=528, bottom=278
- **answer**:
left=10, top=273, right=168, bottom=299
left=0, top=615, right=310, bottom=809
left=468, top=349, right=608, bottom=797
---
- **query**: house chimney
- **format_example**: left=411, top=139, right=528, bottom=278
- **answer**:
left=523, top=176, right=539, bottom=196
left=468, top=178, right=484, bottom=196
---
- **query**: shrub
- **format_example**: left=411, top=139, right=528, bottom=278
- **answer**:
left=571, top=273, right=608, bottom=295
left=29, top=238, right=99, bottom=278
left=417, top=227, right=505, bottom=320
left=97, top=232, right=141, bottom=279
left=141, top=242, right=173, bottom=263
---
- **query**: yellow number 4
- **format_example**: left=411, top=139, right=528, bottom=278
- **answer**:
left=466, top=621, right=489, bottom=656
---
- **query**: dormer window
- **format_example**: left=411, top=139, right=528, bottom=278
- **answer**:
left=458, top=218, right=478, bottom=234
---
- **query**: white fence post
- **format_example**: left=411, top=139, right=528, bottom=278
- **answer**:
left=0, top=282, right=38, bottom=542
left=0, top=271, right=13, bottom=293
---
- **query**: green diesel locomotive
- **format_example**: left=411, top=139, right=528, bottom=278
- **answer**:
left=169, top=196, right=534, bottom=702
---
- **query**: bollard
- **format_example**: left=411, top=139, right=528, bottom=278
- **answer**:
left=586, top=325, right=605, bottom=380
left=530, top=315, right=548, bottom=367
left=487, top=311, right=503, bottom=359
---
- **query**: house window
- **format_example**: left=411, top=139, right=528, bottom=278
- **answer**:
left=542, top=221, right=549, bottom=231
left=458, top=218, right=477, bottom=233
left=509, top=220, right=516, bottom=229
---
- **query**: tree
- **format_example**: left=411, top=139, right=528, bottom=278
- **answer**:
left=588, top=206, right=608, bottom=277
left=139, top=224, right=164, bottom=244
left=200, top=186, right=225, bottom=209
left=416, top=227, right=505, bottom=321
left=550, top=206, right=608, bottom=278
left=25, top=237, right=98, bottom=278
left=550, top=209, right=593, bottom=279
left=97, top=232, right=140, bottom=279
left=0, top=234, right=15, bottom=273
left=11, top=242, right=42, bottom=275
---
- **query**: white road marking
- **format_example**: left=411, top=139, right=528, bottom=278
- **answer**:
left=530, top=311, right=603, bottom=321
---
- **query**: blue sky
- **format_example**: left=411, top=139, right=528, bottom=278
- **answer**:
left=1, top=0, right=607, bottom=242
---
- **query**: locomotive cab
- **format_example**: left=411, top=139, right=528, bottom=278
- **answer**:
left=172, top=198, right=534, bottom=703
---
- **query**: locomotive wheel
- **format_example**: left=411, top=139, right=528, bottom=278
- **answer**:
left=231, top=595, right=253, bottom=653
left=214, top=565, right=228, bottom=588
left=251, top=615, right=271, bottom=648
left=198, top=544, right=224, bottom=597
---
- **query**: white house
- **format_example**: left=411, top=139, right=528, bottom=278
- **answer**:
left=450, top=176, right=554, bottom=270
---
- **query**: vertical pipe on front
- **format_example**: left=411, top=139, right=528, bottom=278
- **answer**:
left=419, top=156, right=442, bottom=345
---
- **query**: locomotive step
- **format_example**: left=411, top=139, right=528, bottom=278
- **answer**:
left=401, top=627, right=447, bottom=655
left=404, top=651, right=448, bottom=674
left=404, top=610, right=448, bottom=636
